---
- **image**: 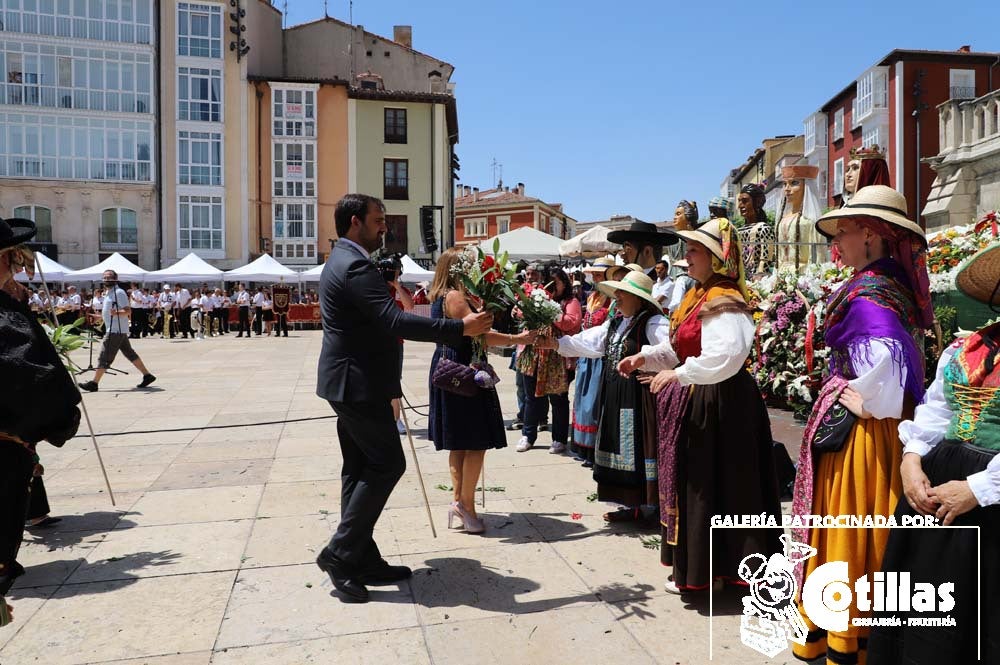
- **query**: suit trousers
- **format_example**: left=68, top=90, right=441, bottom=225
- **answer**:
left=253, top=306, right=263, bottom=335
left=0, top=443, right=34, bottom=594
left=237, top=306, right=251, bottom=336
left=275, top=313, right=288, bottom=336
left=326, top=399, right=405, bottom=566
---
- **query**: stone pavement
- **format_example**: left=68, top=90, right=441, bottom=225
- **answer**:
left=2, top=332, right=805, bottom=665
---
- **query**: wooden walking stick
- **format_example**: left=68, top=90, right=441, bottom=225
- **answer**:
left=36, top=261, right=116, bottom=506
left=480, top=457, right=486, bottom=510
left=399, top=405, right=436, bottom=538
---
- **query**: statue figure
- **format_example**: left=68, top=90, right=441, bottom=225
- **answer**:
left=736, top=184, right=775, bottom=275
left=775, top=165, right=821, bottom=270
left=843, top=145, right=890, bottom=203
left=673, top=200, right=699, bottom=231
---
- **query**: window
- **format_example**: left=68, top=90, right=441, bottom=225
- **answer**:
left=383, top=159, right=408, bottom=200
left=178, top=131, right=222, bottom=185
left=13, top=205, right=52, bottom=243
left=803, top=113, right=827, bottom=155
left=272, top=87, right=316, bottom=137
left=272, top=142, right=316, bottom=197
left=496, top=215, right=510, bottom=235
left=833, top=108, right=844, bottom=142
left=0, top=43, right=153, bottom=113
left=855, top=67, right=888, bottom=122
left=273, top=202, right=316, bottom=240
left=1, top=0, right=153, bottom=44
left=178, top=195, right=223, bottom=251
left=0, top=112, right=153, bottom=182
left=862, top=126, right=883, bottom=149
left=385, top=215, right=408, bottom=253
left=950, top=69, right=976, bottom=100
left=463, top=218, right=487, bottom=238
left=100, top=207, right=138, bottom=251
left=384, top=108, right=407, bottom=144
left=178, top=3, right=222, bottom=59
left=178, top=67, right=222, bottom=122
left=833, top=158, right=845, bottom=198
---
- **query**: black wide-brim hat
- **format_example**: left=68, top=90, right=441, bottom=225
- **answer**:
left=0, top=217, right=36, bottom=251
left=606, top=221, right=678, bottom=247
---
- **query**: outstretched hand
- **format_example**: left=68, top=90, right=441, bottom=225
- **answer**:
left=533, top=333, right=558, bottom=350
left=617, top=354, right=646, bottom=376
left=462, top=311, right=494, bottom=337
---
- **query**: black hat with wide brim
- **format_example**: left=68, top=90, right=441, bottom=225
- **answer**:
left=0, top=218, right=36, bottom=251
left=606, top=221, right=678, bottom=247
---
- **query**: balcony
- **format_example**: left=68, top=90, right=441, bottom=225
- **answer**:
left=937, top=88, right=1000, bottom=153
left=950, top=86, right=976, bottom=100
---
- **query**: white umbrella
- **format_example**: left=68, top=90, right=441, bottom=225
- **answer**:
left=559, top=225, right=618, bottom=257
left=14, top=251, right=74, bottom=282
left=223, top=253, right=298, bottom=282
left=64, top=252, right=147, bottom=282
left=146, top=252, right=224, bottom=283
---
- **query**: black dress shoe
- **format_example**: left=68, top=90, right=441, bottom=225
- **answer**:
left=357, top=559, right=412, bottom=586
left=315, top=548, right=369, bottom=602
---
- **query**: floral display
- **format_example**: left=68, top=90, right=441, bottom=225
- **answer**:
left=513, top=283, right=564, bottom=331
left=926, top=211, right=999, bottom=292
left=750, top=263, right=852, bottom=418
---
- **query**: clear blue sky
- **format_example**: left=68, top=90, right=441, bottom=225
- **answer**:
left=283, top=0, right=998, bottom=223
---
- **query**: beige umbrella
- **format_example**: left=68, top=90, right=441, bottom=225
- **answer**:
left=559, top=225, right=618, bottom=257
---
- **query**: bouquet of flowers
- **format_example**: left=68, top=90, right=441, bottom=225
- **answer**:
left=513, top=283, right=564, bottom=376
left=926, top=211, right=999, bottom=292
left=751, top=263, right=851, bottom=418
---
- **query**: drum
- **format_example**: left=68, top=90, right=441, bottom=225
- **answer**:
left=190, top=310, right=202, bottom=334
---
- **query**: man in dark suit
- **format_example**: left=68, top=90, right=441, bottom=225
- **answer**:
left=315, top=194, right=492, bottom=603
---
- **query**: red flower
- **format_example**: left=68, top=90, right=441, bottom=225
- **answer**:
left=481, top=255, right=497, bottom=283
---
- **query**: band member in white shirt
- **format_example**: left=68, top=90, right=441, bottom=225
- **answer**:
left=90, top=289, right=105, bottom=336
left=261, top=289, right=274, bottom=336
left=199, top=289, right=215, bottom=337
left=158, top=285, right=174, bottom=338
left=235, top=284, right=251, bottom=338
left=129, top=283, right=145, bottom=338
left=212, top=288, right=227, bottom=335
left=172, top=284, right=192, bottom=339
left=251, top=286, right=265, bottom=336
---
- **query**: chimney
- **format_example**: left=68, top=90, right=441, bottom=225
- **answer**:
left=517, top=182, right=525, bottom=196
left=958, top=44, right=972, bottom=53
left=456, top=183, right=464, bottom=198
left=505, top=186, right=510, bottom=193
left=473, top=187, right=479, bottom=202
left=464, top=185, right=471, bottom=197
left=393, top=25, right=412, bottom=49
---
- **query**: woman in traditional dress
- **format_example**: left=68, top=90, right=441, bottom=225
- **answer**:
left=569, top=257, right=616, bottom=466
left=867, top=243, right=1000, bottom=664
left=535, top=270, right=668, bottom=522
left=427, top=247, right=535, bottom=533
left=789, top=185, right=933, bottom=664
left=618, top=217, right=781, bottom=593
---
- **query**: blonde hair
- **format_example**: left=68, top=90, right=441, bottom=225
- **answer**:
left=429, top=246, right=468, bottom=301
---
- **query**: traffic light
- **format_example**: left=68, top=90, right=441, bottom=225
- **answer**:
left=420, top=206, right=437, bottom=253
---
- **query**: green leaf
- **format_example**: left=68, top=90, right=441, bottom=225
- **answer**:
left=493, top=237, right=501, bottom=255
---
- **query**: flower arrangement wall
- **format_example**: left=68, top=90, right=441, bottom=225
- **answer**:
left=750, top=263, right=852, bottom=419
left=927, top=211, right=999, bottom=293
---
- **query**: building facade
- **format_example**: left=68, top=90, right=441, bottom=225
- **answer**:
left=805, top=47, right=1000, bottom=223
left=0, top=0, right=157, bottom=268
left=453, top=182, right=577, bottom=246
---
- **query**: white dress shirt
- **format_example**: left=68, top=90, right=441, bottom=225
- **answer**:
left=640, top=310, right=756, bottom=386
left=236, top=290, right=250, bottom=306
left=651, top=276, right=673, bottom=306
left=899, top=342, right=1000, bottom=507
left=555, top=313, right=671, bottom=359
left=174, top=288, right=191, bottom=308
left=252, top=292, right=265, bottom=306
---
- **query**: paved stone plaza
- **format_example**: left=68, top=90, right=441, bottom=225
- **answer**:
left=1, top=332, right=803, bottom=665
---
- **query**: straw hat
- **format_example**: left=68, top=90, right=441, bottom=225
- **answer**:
left=674, top=258, right=689, bottom=269
left=674, top=217, right=727, bottom=261
left=814, top=185, right=924, bottom=240
left=606, top=262, right=643, bottom=281
left=597, top=270, right=662, bottom=312
left=582, top=256, right=617, bottom=274
left=956, top=243, right=1000, bottom=306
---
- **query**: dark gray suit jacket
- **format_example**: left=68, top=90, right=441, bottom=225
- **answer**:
left=316, top=241, right=464, bottom=403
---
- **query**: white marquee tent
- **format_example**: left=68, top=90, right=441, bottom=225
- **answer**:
left=223, top=253, right=298, bottom=282
left=14, top=252, right=74, bottom=282
left=64, top=252, right=148, bottom=282
left=478, top=227, right=562, bottom=262
left=145, top=252, right=224, bottom=283
left=559, top=225, right=618, bottom=257
left=399, top=254, right=435, bottom=282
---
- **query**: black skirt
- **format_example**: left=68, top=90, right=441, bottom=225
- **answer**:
left=667, top=369, right=782, bottom=590
left=868, top=441, right=1000, bottom=665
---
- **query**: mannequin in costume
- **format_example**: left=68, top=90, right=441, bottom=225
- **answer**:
left=673, top=200, right=699, bottom=232
left=843, top=145, right=891, bottom=203
left=736, top=184, right=775, bottom=275
left=776, top=164, right=822, bottom=270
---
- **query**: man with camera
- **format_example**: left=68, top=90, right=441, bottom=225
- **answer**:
left=315, top=193, right=492, bottom=603
left=78, top=269, right=156, bottom=392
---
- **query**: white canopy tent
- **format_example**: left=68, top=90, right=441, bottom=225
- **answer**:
left=14, top=252, right=74, bottom=282
left=399, top=254, right=435, bottom=283
left=145, top=252, right=224, bottom=283
left=64, top=252, right=148, bottom=282
left=298, top=263, right=325, bottom=282
left=223, top=253, right=298, bottom=282
left=559, top=225, right=618, bottom=257
left=479, top=227, right=563, bottom=262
